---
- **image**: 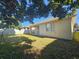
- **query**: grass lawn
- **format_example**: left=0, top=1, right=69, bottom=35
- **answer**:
left=0, top=34, right=79, bottom=59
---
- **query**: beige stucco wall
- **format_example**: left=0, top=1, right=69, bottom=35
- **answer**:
left=30, top=26, right=39, bottom=35
left=38, top=16, right=76, bottom=40
left=71, top=16, right=76, bottom=33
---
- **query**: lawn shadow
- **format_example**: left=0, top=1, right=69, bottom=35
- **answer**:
left=26, top=34, right=68, bottom=40
left=0, top=35, right=79, bottom=59
left=0, top=36, right=37, bottom=59
left=40, top=39, right=79, bottom=59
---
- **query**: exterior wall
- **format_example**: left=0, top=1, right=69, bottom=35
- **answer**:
left=38, top=17, right=76, bottom=40
left=71, top=16, right=76, bottom=33
left=24, top=29, right=30, bottom=34
left=29, top=26, right=39, bottom=35
left=53, top=18, right=72, bottom=40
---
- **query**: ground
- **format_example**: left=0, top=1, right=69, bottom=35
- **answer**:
left=0, top=34, right=79, bottom=59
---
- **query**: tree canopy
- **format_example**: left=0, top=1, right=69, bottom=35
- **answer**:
left=0, top=0, right=79, bottom=28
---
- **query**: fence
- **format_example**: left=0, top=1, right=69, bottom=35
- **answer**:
left=0, top=29, right=25, bottom=35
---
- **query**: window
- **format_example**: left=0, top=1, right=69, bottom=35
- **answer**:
left=46, top=23, right=53, bottom=32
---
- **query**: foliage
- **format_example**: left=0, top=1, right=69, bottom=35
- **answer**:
left=0, top=0, right=79, bottom=28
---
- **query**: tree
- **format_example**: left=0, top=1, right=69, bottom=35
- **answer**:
left=0, top=0, right=79, bottom=28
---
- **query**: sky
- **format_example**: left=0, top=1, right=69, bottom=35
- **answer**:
left=76, top=9, right=79, bottom=25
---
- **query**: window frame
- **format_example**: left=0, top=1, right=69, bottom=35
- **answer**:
left=46, top=22, right=53, bottom=32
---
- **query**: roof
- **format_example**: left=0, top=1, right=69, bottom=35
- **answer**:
left=27, top=17, right=59, bottom=27
left=26, top=15, right=76, bottom=27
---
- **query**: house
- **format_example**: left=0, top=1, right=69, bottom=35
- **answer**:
left=25, top=15, right=76, bottom=40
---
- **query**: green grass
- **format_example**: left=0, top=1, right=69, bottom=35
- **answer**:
left=0, top=35, right=33, bottom=59
left=0, top=34, right=79, bottom=59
